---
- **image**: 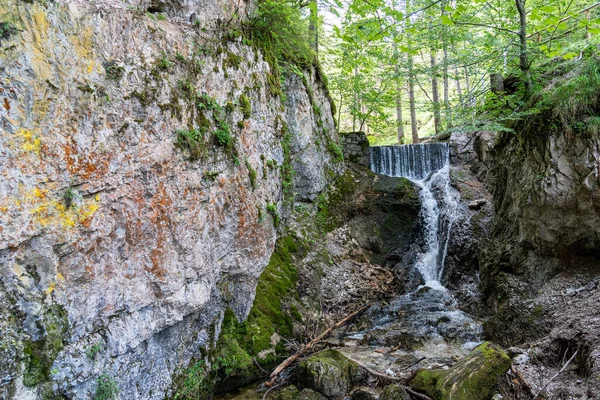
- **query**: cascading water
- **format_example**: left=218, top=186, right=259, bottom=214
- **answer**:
left=370, top=143, right=459, bottom=289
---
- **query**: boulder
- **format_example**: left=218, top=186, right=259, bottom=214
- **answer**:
left=409, top=342, right=511, bottom=400
left=274, top=386, right=327, bottom=400
left=297, top=349, right=364, bottom=398
left=379, top=384, right=411, bottom=400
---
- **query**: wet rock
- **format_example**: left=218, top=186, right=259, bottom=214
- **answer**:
left=379, top=384, right=411, bottom=400
left=410, top=342, right=511, bottom=400
left=350, top=387, right=377, bottom=400
left=297, top=349, right=364, bottom=398
left=468, top=199, right=487, bottom=210
left=274, top=385, right=327, bottom=400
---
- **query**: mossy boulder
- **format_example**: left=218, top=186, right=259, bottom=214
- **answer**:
left=274, top=386, right=326, bottom=400
left=297, top=349, right=364, bottom=398
left=379, top=384, right=411, bottom=400
left=409, top=342, right=511, bottom=400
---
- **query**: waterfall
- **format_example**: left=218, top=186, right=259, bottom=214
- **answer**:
left=370, top=143, right=458, bottom=289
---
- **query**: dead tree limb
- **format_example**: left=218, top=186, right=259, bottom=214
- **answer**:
left=406, top=387, right=434, bottom=400
left=342, top=355, right=403, bottom=382
left=510, top=365, right=536, bottom=398
left=534, top=349, right=578, bottom=399
left=264, top=304, right=371, bottom=387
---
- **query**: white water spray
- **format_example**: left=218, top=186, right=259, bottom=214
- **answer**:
left=370, top=143, right=459, bottom=289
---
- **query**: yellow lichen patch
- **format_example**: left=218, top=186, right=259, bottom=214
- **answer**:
left=45, top=281, right=56, bottom=295
left=26, top=189, right=100, bottom=230
left=13, top=128, right=42, bottom=155
left=28, top=10, right=53, bottom=81
left=71, top=25, right=95, bottom=73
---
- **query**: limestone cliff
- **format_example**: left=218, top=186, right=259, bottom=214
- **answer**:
left=0, top=1, right=342, bottom=398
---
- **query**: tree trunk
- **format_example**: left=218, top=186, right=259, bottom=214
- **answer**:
left=406, top=0, right=419, bottom=144
left=455, top=66, right=463, bottom=108
left=430, top=51, right=441, bottom=134
left=392, top=0, right=405, bottom=144
left=464, top=66, right=471, bottom=107
left=443, top=42, right=450, bottom=128
left=353, top=64, right=358, bottom=132
left=515, top=0, right=531, bottom=94
left=442, top=1, right=451, bottom=128
left=396, top=85, right=405, bottom=144
left=309, top=0, right=318, bottom=55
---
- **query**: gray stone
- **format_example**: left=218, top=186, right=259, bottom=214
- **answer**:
left=0, top=1, right=339, bottom=398
left=341, top=131, right=370, bottom=167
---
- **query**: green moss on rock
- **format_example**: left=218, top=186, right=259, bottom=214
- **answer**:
left=379, top=384, right=411, bottom=400
left=410, top=342, right=511, bottom=400
left=297, top=349, right=364, bottom=398
left=23, top=304, right=69, bottom=387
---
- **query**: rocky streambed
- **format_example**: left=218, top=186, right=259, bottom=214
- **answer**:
left=215, top=142, right=512, bottom=400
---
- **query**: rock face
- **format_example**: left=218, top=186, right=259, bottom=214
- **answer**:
left=0, top=1, right=342, bottom=398
left=410, top=342, right=511, bottom=400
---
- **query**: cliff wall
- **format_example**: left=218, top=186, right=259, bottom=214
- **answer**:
left=0, top=1, right=342, bottom=398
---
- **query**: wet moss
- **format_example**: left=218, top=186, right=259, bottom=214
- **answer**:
left=239, top=93, right=251, bottom=119
left=315, top=170, right=359, bottom=233
left=23, top=304, right=69, bottom=387
left=223, top=50, right=243, bottom=71
left=410, top=342, right=511, bottom=400
left=0, top=22, right=18, bottom=43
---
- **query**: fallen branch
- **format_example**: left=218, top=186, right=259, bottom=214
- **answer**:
left=406, top=387, right=434, bottom=400
left=534, top=349, right=578, bottom=399
left=510, top=365, right=536, bottom=398
left=343, top=355, right=403, bottom=382
left=264, top=304, right=371, bottom=387
left=400, top=357, right=427, bottom=370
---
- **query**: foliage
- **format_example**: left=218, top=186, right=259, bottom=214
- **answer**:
left=326, top=137, right=344, bottom=162
left=244, top=0, right=315, bottom=69
left=23, top=305, right=69, bottom=387
left=175, top=129, right=205, bottom=160
left=85, top=342, right=104, bottom=360
left=322, top=0, right=600, bottom=143
left=538, top=58, right=600, bottom=133
left=93, top=373, right=119, bottom=400
left=239, top=93, right=251, bottom=119
left=245, top=159, right=258, bottom=190
left=157, top=51, right=173, bottom=70
left=173, top=361, right=211, bottom=400
left=63, top=188, right=78, bottom=210
left=213, top=121, right=232, bottom=148
left=266, top=203, right=280, bottom=227
left=104, top=61, right=125, bottom=81
left=241, top=0, right=316, bottom=97
left=0, top=21, right=18, bottom=42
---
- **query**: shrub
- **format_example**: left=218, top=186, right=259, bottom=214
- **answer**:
left=157, top=52, right=173, bottom=70
left=239, top=93, right=251, bottom=119
left=245, top=159, right=258, bottom=190
left=175, top=129, right=205, bottom=160
left=0, top=22, right=18, bottom=43
left=173, top=361, right=210, bottom=400
left=266, top=203, right=280, bottom=227
left=104, top=61, right=125, bottom=81
left=93, top=374, right=118, bottom=400
left=85, top=342, right=104, bottom=360
left=213, top=121, right=231, bottom=147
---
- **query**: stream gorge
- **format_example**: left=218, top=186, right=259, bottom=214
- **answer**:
left=2, top=2, right=600, bottom=399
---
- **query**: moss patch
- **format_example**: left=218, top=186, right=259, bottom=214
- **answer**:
left=23, top=304, right=69, bottom=387
left=410, top=342, right=511, bottom=400
left=239, top=93, right=251, bottom=119
left=216, top=235, right=304, bottom=363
